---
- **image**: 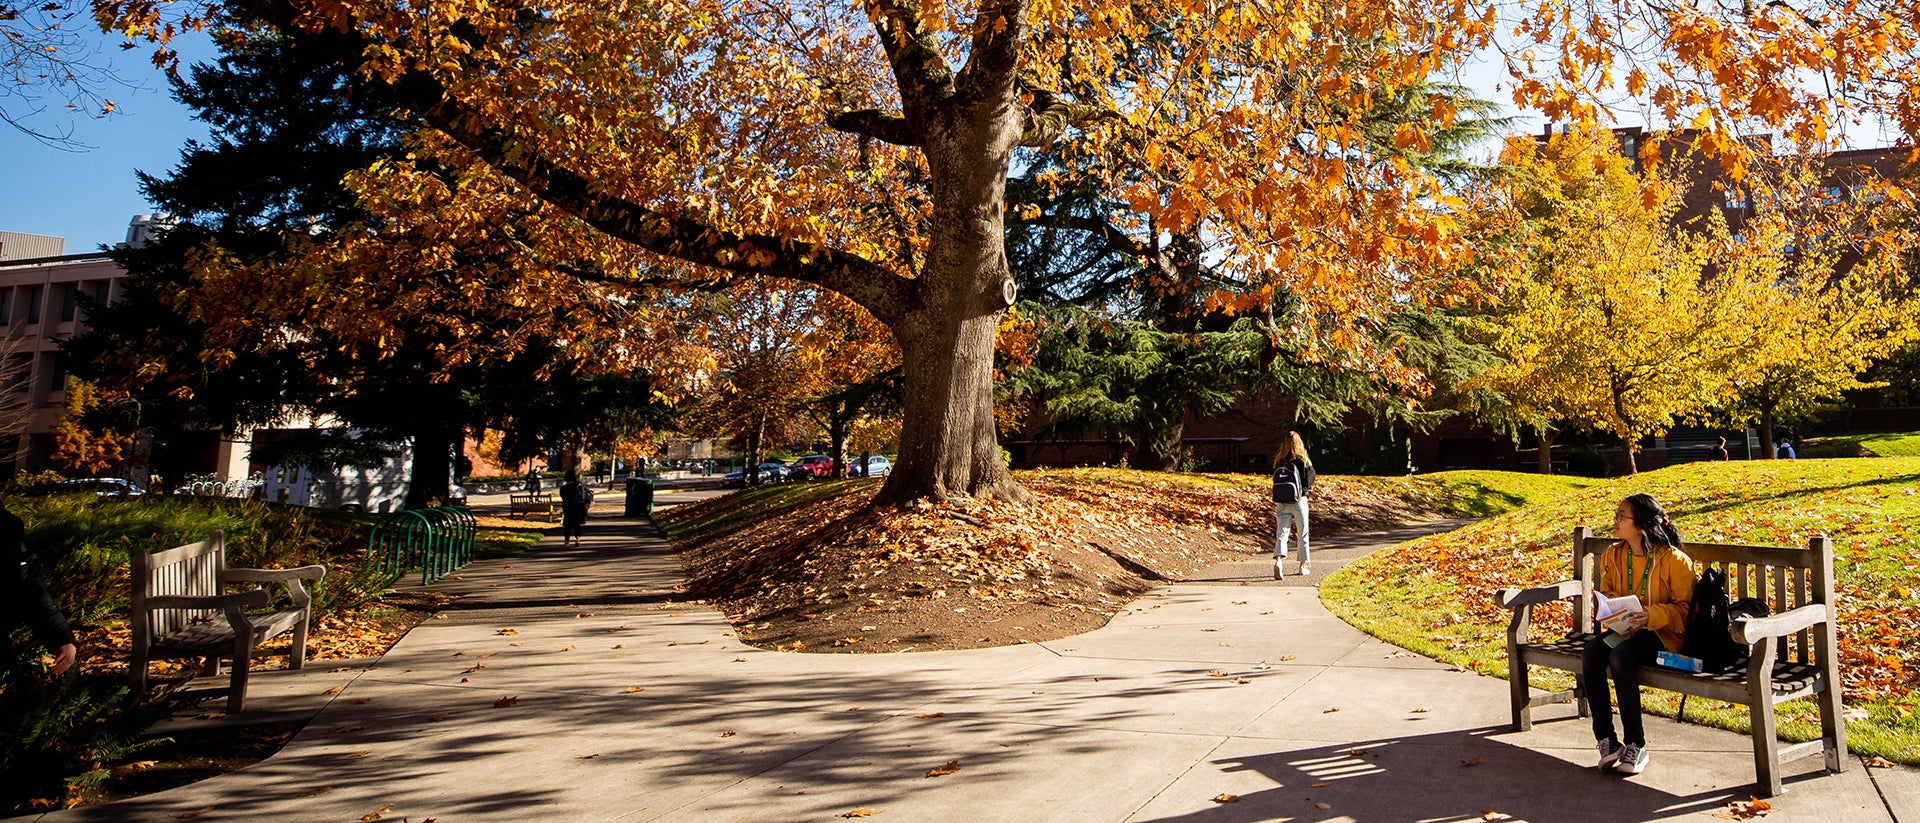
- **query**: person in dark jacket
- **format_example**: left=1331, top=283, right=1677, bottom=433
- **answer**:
left=558, top=470, right=591, bottom=546
left=2, top=506, right=76, bottom=675
left=1270, top=431, right=1318, bottom=579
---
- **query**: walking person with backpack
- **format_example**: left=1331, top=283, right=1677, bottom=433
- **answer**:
left=1586, top=493, right=1696, bottom=776
left=558, top=470, right=593, bottom=546
left=1270, top=432, right=1317, bottom=579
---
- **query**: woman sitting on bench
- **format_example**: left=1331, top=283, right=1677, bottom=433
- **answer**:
left=1586, top=493, right=1696, bottom=777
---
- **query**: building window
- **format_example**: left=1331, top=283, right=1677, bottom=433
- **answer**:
left=59, top=283, right=78, bottom=323
left=0, top=288, right=11, bottom=327
left=23, top=285, right=42, bottom=325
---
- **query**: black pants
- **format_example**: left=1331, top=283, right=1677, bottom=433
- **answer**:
left=1582, top=630, right=1664, bottom=746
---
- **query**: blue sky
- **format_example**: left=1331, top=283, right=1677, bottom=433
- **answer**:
left=0, top=32, right=215, bottom=252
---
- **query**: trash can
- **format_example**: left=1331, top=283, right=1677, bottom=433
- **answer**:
left=624, top=477, right=655, bottom=517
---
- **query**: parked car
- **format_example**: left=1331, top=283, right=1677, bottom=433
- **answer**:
left=854, top=455, right=892, bottom=477
left=723, top=462, right=790, bottom=487
left=789, top=454, right=834, bottom=479
left=53, top=478, right=146, bottom=497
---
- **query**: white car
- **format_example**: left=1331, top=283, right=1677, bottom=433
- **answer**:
left=856, top=456, right=892, bottom=477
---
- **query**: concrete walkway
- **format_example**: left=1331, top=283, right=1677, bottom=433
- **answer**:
left=26, top=514, right=1916, bottom=822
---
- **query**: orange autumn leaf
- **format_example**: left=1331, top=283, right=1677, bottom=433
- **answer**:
left=925, top=760, right=959, bottom=778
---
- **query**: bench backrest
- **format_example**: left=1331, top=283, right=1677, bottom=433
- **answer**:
left=1572, top=526, right=1834, bottom=667
left=130, top=530, right=228, bottom=642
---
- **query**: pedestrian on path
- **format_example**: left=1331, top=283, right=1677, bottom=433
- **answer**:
left=559, top=470, right=592, bottom=546
left=1585, top=493, right=1695, bottom=777
left=2, top=506, right=77, bottom=676
left=1270, top=431, right=1317, bottom=579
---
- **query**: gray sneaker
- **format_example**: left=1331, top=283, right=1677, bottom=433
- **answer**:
left=1596, top=739, right=1624, bottom=768
left=1614, top=742, right=1649, bottom=774
left=1273, top=558, right=1286, bottom=580
left=1298, top=562, right=1311, bottom=576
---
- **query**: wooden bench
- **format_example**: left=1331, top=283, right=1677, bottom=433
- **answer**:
left=508, top=492, right=557, bottom=521
left=1496, top=526, right=1846, bottom=797
left=130, top=530, right=326, bottom=713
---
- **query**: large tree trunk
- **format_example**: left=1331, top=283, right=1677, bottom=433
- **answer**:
left=874, top=108, right=1028, bottom=506
left=744, top=418, right=764, bottom=485
left=1129, top=418, right=1183, bottom=471
left=1536, top=427, right=1556, bottom=475
left=404, top=426, right=454, bottom=509
left=1759, top=407, right=1776, bottom=459
left=827, top=407, right=849, bottom=479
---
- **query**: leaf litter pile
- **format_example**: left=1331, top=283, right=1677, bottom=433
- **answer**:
left=676, top=468, right=1445, bottom=651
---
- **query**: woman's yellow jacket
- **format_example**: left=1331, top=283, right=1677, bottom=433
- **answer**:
left=1597, top=541, right=1696, bottom=653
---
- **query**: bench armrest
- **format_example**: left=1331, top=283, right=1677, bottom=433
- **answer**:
left=1496, top=580, right=1583, bottom=609
left=227, top=565, right=327, bottom=583
left=1732, top=603, right=1830, bottom=644
left=144, top=590, right=272, bottom=611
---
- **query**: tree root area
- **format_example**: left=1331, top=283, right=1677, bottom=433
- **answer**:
left=677, top=470, right=1445, bottom=653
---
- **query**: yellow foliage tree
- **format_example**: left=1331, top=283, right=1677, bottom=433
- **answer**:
left=1475, top=126, right=1769, bottom=474
left=50, top=379, right=136, bottom=477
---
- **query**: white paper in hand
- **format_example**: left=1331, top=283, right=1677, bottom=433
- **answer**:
left=1594, top=592, right=1643, bottom=634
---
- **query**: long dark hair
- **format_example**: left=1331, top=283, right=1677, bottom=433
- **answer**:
left=1621, top=493, right=1682, bottom=550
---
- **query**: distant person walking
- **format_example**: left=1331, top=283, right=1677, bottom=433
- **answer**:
left=1709, top=437, right=1731, bottom=461
left=2, top=506, right=76, bottom=676
left=559, top=471, right=591, bottom=546
left=1775, top=439, right=1797, bottom=460
left=1270, top=432, right=1317, bottom=579
left=525, top=469, right=542, bottom=493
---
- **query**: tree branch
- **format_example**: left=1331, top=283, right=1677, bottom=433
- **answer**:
left=956, top=0, right=1031, bottom=103
left=1018, top=82, right=1114, bottom=147
left=861, top=0, right=956, bottom=116
left=825, top=108, right=922, bottom=146
left=241, top=2, right=917, bottom=325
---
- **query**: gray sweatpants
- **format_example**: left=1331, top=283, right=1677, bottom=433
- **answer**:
left=1273, top=498, right=1309, bottom=562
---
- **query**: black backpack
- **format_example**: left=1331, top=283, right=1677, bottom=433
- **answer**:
left=1683, top=567, right=1770, bottom=672
left=1272, top=463, right=1300, bottom=503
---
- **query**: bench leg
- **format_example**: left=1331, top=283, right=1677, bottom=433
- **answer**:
left=1817, top=684, right=1847, bottom=773
left=1509, top=660, right=1532, bottom=731
left=227, top=638, right=252, bottom=714
left=290, top=613, right=310, bottom=671
left=1751, top=687, right=1782, bottom=797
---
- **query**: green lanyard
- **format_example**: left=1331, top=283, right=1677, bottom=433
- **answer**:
left=1624, top=548, right=1653, bottom=600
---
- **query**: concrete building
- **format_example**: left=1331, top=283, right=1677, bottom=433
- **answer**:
left=0, top=215, right=259, bottom=481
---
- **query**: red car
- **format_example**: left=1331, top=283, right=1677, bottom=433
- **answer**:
left=789, top=454, right=834, bottom=479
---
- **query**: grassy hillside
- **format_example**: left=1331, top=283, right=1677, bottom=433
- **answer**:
left=1323, top=457, right=1920, bottom=763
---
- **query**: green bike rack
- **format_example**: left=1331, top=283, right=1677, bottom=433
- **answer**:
left=370, top=505, right=477, bottom=585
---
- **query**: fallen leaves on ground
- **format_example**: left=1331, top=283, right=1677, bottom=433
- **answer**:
left=493, top=696, right=520, bottom=708
left=1864, top=756, right=1895, bottom=768
left=360, top=804, right=394, bottom=820
left=1460, top=756, right=1482, bottom=767
left=1482, top=810, right=1513, bottom=821
left=925, top=760, right=959, bottom=777
left=671, top=468, right=1450, bottom=653
left=1316, top=802, right=1333, bottom=809
left=1210, top=794, right=1239, bottom=803
left=177, top=807, right=216, bottom=819
left=841, top=809, right=877, bottom=818
left=1715, top=797, right=1773, bottom=819
left=916, top=712, right=946, bottom=718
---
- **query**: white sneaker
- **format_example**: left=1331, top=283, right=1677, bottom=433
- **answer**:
left=1596, top=738, right=1623, bottom=768
left=1273, top=557, right=1286, bottom=580
left=1298, top=562, right=1311, bottom=576
left=1614, top=742, right=1648, bottom=774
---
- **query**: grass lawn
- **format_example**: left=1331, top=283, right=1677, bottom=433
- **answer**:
left=1018, top=466, right=1597, bottom=518
left=1323, top=457, right=1920, bottom=764
left=1818, top=431, right=1920, bottom=458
